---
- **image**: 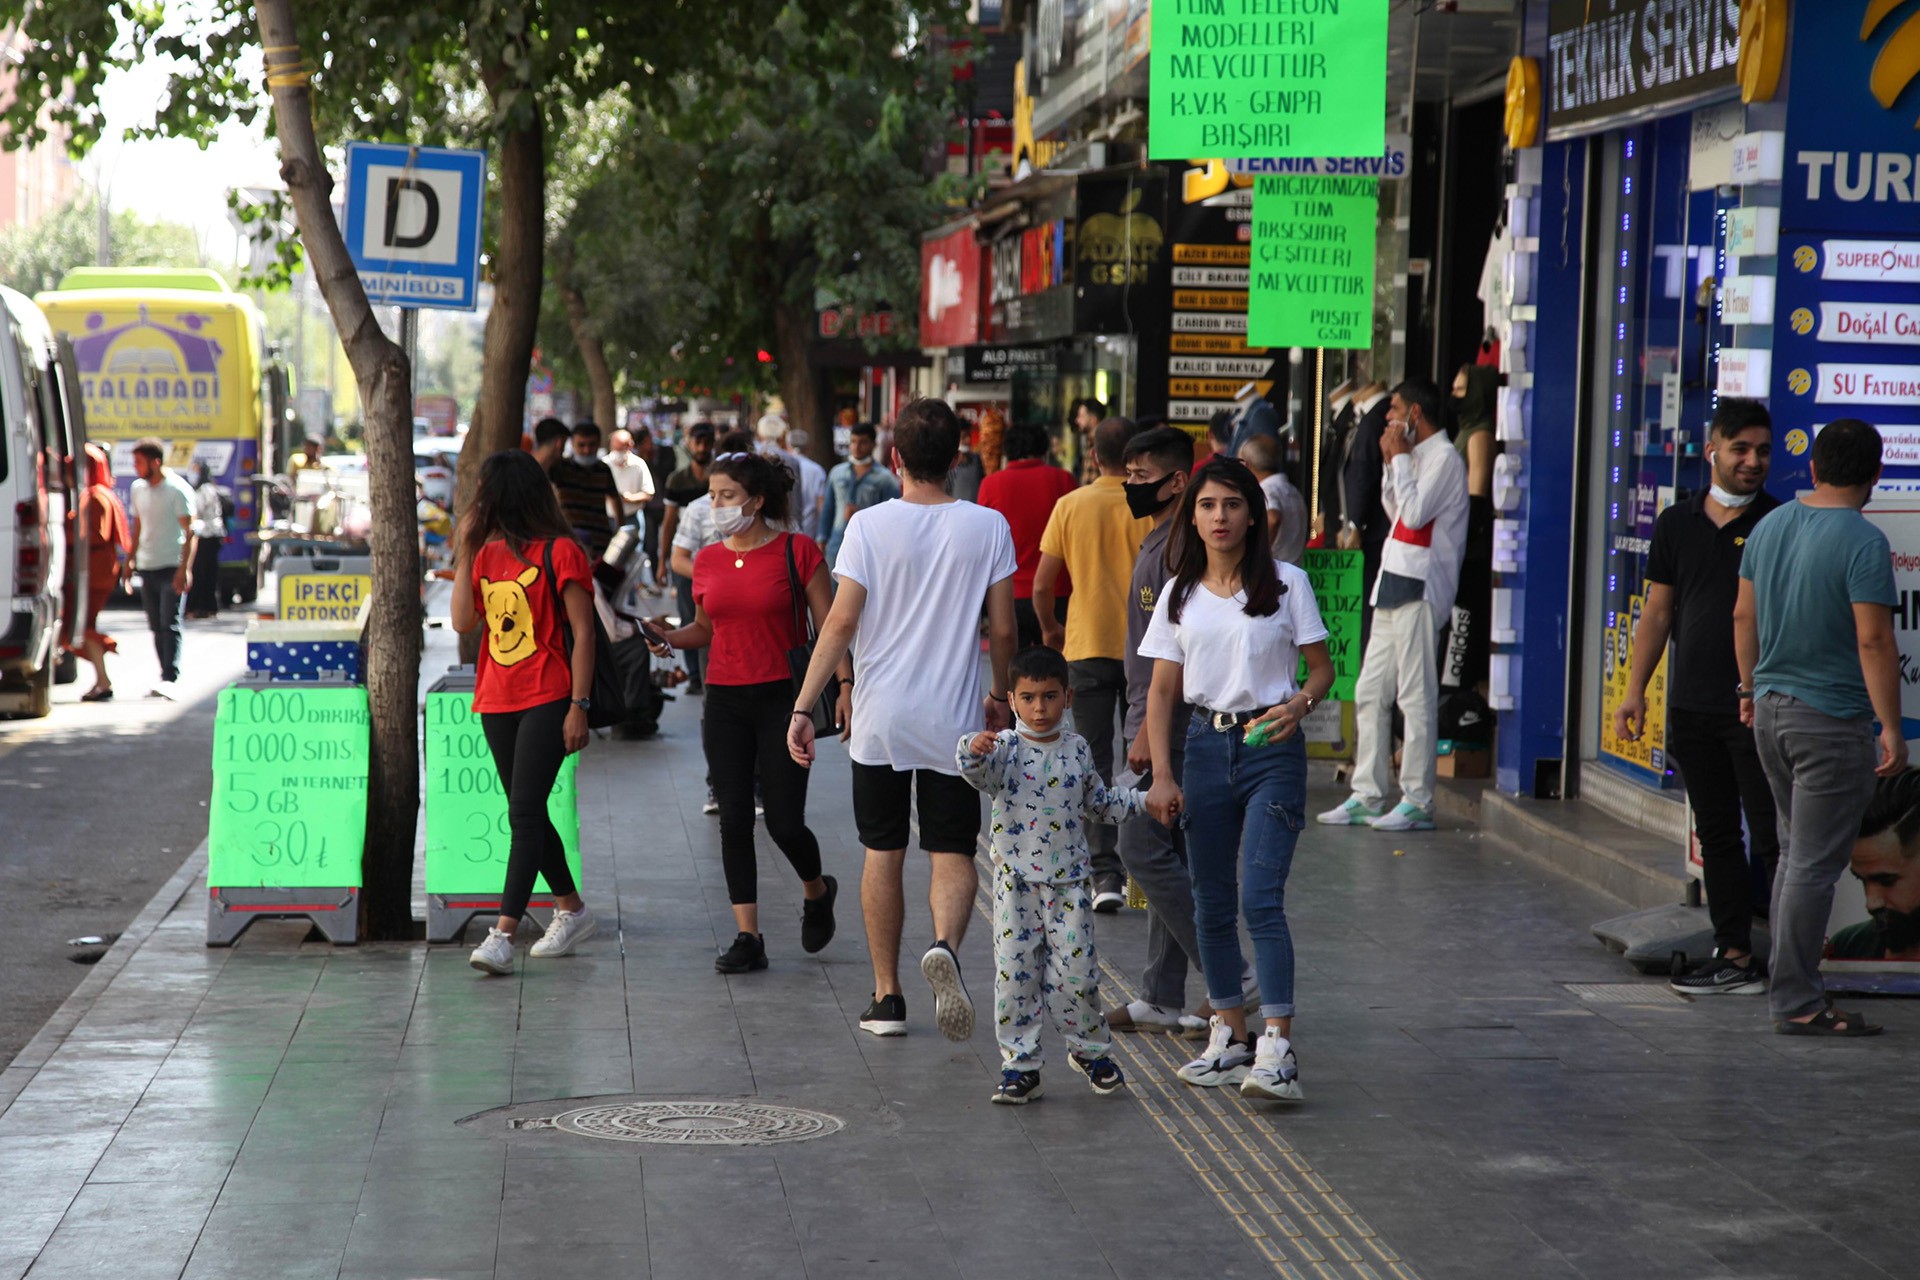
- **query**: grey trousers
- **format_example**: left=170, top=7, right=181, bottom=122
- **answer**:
left=1116, top=732, right=1201, bottom=1009
left=1752, top=692, right=1877, bottom=1022
left=1071, top=658, right=1128, bottom=886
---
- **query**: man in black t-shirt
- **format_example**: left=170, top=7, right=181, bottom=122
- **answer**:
left=1615, top=399, right=1779, bottom=996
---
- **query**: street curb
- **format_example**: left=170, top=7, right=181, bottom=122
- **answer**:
left=0, top=839, right=208, bottom=1114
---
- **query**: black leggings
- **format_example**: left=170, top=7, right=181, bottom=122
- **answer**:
left=480, top=698, right=579, bottom=922
left=702, top=680, right=822, bottom=906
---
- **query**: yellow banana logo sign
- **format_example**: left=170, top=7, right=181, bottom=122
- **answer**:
left=1790, top=307, right=1815, bottom=334
left=1786, top=428, right=1810, bottom=456
left=1788, top=368, right=1814, bottom=395
left=1863, top=0, right=1920, bottom=121
left=1793, top=244, right=1818, bottom=273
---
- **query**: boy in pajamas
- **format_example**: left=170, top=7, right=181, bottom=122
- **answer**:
left=958, top=646, right=1144, bottom=1104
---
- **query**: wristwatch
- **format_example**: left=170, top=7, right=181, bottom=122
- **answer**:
left=571, top=698, right=592, bottom=710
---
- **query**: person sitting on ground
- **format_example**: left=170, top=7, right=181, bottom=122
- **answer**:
left=958, top=645, right=1143, bottom=1104
left=451, top=449, right=601, bottom=976
left=647, top=450, right=851, bottom=973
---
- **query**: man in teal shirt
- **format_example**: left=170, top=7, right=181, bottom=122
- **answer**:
left=1735, top=418, right=1906, bottom=1037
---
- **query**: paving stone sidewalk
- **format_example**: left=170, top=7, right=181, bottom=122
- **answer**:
left=6, top=667, right=1920, bottom=1280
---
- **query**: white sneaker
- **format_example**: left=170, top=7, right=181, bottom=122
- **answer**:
left=529, top=906, right=597, bottom=958
left=1176, top=1016, right=1254, bottom=1087
left=703, top=790, right=719, bottom=816
left=1112, top=999, right=1185, bottom=1032
left=1316, top=796, right=1383, bottom=825
left=1240, top=1027, right=1303, bottom=1102
left=1368, top=802, right=1436, bottom=832
left=469, top=927, right=514, bottom=975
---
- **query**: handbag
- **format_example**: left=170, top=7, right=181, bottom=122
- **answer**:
left=543, top=541, right=628, bottom=729
left=784, top=534, right=842, bottom=736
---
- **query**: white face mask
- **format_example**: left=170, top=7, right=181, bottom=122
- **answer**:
left=711, top=501, right=756, bottom=538
left=1707, top=451, right=1758, bottom=508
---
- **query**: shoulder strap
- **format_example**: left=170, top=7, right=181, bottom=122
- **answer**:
left=784, top=534, right=815, bottom=645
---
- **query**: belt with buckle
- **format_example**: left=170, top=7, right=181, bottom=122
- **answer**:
left=1203, top=706, right=1272, bottom=732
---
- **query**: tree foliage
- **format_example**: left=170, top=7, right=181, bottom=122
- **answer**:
left=0, top=196, right=205, bottom=297
left=535, top=2, right=976, bottom=418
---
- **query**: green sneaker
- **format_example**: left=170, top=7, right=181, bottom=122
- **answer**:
left=1316, top=796, right=1385, bottom=826
left=1368, top=802, right=1436, bottom=832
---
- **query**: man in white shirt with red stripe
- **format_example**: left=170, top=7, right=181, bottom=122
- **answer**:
left=1318, top=378, right=1469, bottom=833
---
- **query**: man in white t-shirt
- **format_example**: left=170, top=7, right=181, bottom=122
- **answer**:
left=789, top=398, right=1018, bottom=1041
left=1237, top=433, right=1307, bottom=567
left=127, top=436, right=197, bottom=696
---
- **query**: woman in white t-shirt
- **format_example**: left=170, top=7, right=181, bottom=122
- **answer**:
left=1139, top=457, right=1335, bottom=1103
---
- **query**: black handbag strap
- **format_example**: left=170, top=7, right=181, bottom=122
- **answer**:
left=542, top=540, right=573, bottom=656
left=783, top=534, right=816, bottom=648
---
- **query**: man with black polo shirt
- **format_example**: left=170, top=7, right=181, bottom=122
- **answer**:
left=1615, top=399, right=1780, bottom=995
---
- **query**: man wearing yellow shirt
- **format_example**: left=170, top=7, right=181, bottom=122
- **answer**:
left=1033, top=415, right=1150, bottom=911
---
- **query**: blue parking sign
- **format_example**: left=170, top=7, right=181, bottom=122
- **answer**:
left=344, top=143, right=486, bottom=311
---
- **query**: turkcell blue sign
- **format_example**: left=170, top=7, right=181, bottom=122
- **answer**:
left=1780, top=5, right=1920, bottom=235
left=1768, top=6, right=1920, bottom=492
left=344, top=143, right=486, bottom=311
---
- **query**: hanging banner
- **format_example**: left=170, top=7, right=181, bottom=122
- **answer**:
left=1299, top=548, right=1361, bottom=702
left=1247, top=175, right=1378, bottom=349
left=1147, top=1, right=1386, bottom=160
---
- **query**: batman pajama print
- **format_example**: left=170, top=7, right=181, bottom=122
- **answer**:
left=993, top=862, right=1108, bottom=1069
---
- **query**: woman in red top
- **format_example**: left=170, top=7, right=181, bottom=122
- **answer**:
left=650, top=451, right=853, bottom=974
left=976, top=421, right=1076, bottom=650
left=450, top=450, right=600, bottom=976
left=72, top=444, right=131, bottom=701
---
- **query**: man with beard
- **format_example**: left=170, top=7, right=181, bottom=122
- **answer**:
left=1616, top=400, right=1780, bottom=995
left=1833, top=769, right=1920, bottom=960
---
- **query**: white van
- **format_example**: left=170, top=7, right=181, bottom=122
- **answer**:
left=0, top=286, right=88, bottom=718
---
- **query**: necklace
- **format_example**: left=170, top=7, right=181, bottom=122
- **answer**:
left=728, top=529, right=776, bottom=568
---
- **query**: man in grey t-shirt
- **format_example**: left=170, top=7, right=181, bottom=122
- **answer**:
left=1736, top=418, right=1905, bottom=1037
left=127, top=437, right=197, bottom=695
left=1109, top=426, right=1207, bottom=1034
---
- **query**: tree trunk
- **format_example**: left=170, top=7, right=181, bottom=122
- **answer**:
left=773, top=298, right=828, bottom=462
left=256, top=0, right=421, bottom=940
left=456, top=107, right=545, bottom=513
left=561, top=281, right=616, bottom=432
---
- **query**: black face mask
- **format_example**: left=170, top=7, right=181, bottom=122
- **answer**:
left=1124, top=476, right=1175, bottom=519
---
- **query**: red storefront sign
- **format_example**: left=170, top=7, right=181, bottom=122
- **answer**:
left=919, top=225, right=986, bottom=349
left=817, top=307, right=896, bottom=340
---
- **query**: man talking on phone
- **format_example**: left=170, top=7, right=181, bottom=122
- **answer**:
left=1318, top=378, right=1469, bottom=834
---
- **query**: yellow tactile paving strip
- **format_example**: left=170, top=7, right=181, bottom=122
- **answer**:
left=970, top=855, right=1422, bottom=1280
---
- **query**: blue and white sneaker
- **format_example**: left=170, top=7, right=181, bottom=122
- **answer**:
left=1070, top=1053, right=1126, bottom=1095
left=1316, top=796, right=1385, bottom=826
left=1368, top=802, right=1436, bottom=832
left=1176, top=1016, right=1254, bottom=1088
left=992, top=1069, right=1042, bottom=1104
left=1240, top=1027, right=1303, bottom=1102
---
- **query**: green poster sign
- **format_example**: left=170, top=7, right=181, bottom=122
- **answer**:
left=423, top=692, right=581, bottom=896
left=1148, top=0, right=1387, bottom=161
left=1247, top=175, right=1378, bottom=350
left=1300, top=548, right=1363, bottom=702
left=209, top=685, right=368, bottom=888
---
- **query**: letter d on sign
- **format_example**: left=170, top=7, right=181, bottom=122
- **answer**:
left=383, top=177, right=440, bottom=251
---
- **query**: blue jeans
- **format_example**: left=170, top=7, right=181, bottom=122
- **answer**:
left=1183, top=720, right=1308, bottom=1020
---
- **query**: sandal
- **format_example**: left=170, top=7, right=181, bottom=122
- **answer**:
left=80, top=688, right=113, bottom=703
left=1774, top=1005, right=1883, bottom=1037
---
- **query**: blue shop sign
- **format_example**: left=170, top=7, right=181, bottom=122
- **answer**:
left=1781, top=5, right=1920, bottom=235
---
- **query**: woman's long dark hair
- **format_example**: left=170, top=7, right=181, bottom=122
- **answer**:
left=463, top=449, right=575, bottom=562
left=1165, top=456, right=1283, bottom=624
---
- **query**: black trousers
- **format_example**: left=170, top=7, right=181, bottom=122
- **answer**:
left=703, top=680, right=822, bottom=906
left=1013, top=595, right=1067, bottom=651
left=480, top=698, right=579, bottom=922
left=1069, top=656, right=1127, bottom=885
left=1666, top=708, right=1781, bottom=954
left=188, top=536, right=223, bottom=615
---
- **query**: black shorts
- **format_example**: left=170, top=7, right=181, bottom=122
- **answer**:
left=850, top=762, right=982, bottom=854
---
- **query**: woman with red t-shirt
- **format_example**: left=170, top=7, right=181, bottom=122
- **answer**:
left=650, top=451, right=852, bottom=973
left=451, top=450, right=600, bottom=976
left=976, top=421, right=1076, bottom=650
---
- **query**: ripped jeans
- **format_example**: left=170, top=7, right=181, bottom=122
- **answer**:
left=1183, top=719, right=1308, bottom=1021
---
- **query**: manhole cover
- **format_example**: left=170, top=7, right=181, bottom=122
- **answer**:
left=537, top=1101, right=843, bottom=1146
left=1563, top=982, right=1687, bottom=1005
